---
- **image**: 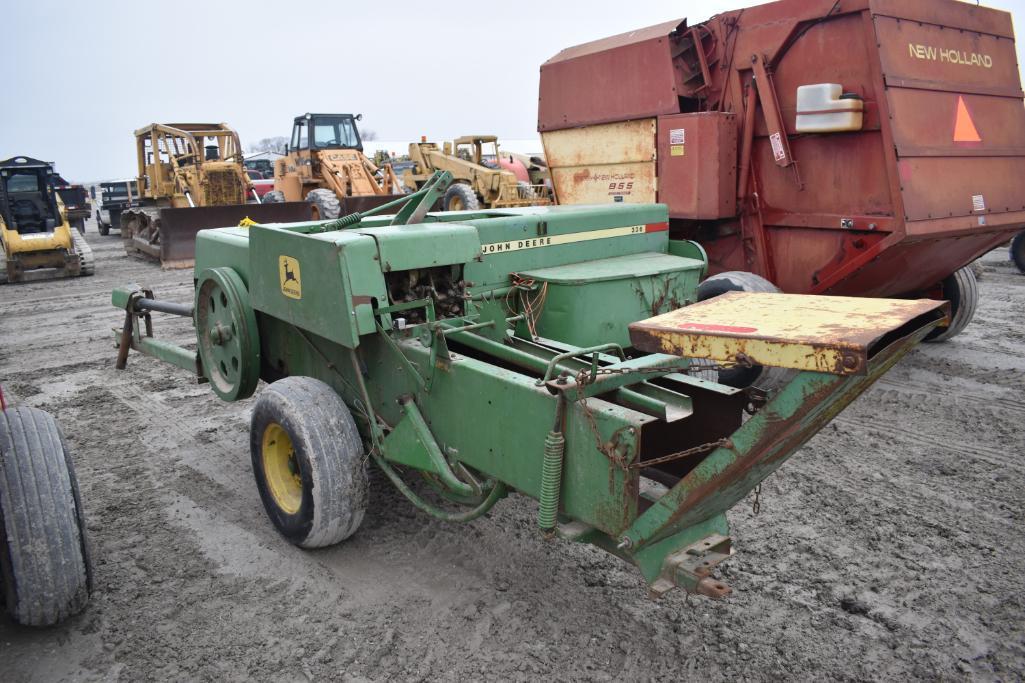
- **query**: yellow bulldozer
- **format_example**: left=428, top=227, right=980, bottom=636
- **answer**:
left=403, top=135, right=552, bottom=211
left=0, top=156, right=93, bottom=283
left=121, top=123, right=309, bottom=267
left=262, top=113, right=405, bottom=219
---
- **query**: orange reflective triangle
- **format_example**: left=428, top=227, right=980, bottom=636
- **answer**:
left=954, top=96, right=981, bottom=142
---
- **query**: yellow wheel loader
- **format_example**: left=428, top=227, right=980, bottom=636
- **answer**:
left=0, top=156, right=93, bottom=284
left=121, top=123, right=309, bottom=268
left=403, top=135, right=552, bottom=211
left=262, top=113, right=405, bottom=219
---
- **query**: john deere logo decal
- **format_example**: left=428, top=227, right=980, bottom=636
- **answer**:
left=279, top=255, right=301, bottom=299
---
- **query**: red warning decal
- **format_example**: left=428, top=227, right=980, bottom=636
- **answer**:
left=953, top=96, right=981, bottom=143
left=645, top=222, right=669, bottom=233
left=677, top=322, right=759, bottom=334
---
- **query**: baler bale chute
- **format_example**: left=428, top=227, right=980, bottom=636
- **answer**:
left=121, top=123, right=311, bottom=268
left=538, top=0, right=1025, bottom=344
left=111, top=173, right=948, bottom=597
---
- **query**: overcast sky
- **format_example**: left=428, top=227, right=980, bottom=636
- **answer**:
left=4, top=0, right=1024, bottom=181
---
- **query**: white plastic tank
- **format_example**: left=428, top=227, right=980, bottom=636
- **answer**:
left=795, top=83, right=864, bottom=133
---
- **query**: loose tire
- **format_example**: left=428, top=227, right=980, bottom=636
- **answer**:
left=250, top=377, right=368, bottom=548
left=443, top=183, right=480, bottom=212
left=0, top=407, right=92, bottom=626
left=305, top=189, right=341, bottom=220
left=925, top=266, right=978, bottom=343
left=1011, top=231, right=1025, bottom=274
left=694, top=271, right=792, bottom=390
left=262, top=190, right=286, bottom=204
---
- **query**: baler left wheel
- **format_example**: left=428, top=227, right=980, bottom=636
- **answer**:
left=924, top=266, right=978, bottom=343
left=1010, top=231, right=1025, bottom=274
left=250, top=377, right=368, bottom=548
left=195, top=268, right=261, bottom=401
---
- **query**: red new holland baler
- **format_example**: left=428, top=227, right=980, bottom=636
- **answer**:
left=538, top=0, right=1025, bottom=342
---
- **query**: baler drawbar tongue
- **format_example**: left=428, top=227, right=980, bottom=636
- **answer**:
left=629, top=292, right=949, bottom=376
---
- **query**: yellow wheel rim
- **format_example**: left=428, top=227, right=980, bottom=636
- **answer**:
left=449, top=196, right=463, bottom=211
left=261, top=422, right=302, bottom=514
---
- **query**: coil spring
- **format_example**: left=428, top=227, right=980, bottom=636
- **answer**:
left=537, top=429, right=566, bottom=533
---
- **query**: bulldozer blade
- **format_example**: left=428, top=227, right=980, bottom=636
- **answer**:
left=152, top=202, right=311, bottom=268
left=338, top=195, right=409, bottom=216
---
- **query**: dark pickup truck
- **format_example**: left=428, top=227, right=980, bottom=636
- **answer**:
left=52, top=175, right=92, bottom=234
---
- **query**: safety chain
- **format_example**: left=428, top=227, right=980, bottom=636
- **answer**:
left=576, top=391, right=734, bottom=470
left=627, top=438, right=734, bottom=469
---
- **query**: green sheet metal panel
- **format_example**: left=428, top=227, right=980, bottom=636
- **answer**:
left=517, top=252, right=705, bottom=348
left=353, top=223, right=481, bottom=272
left=459, top=203, right=672, bottom=289
left=247, top=224, right=388, bottom=348
left=194, top=228, right=253, bottom=286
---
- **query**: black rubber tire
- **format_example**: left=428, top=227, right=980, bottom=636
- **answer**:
left=694, top=271, right=791, bottom=390
left=262, top=190, right=286, bottom=204
left=0, top=407, right=93, bottom=626
left=925, top=266, right=978, bottom=343
left=71, top=218, right=86, bottom=235
left=250, top=377, right=368, bottom=548
left=1011, top=231, right=1025, bottom=274
left=98, top=222, right=110, bottom=236
left=443, top=183, right=480, bottom=212
left=305, top=189, right=341, bottom=220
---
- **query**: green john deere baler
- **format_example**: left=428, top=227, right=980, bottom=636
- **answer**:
left=113, top=173, right=946, bottom=597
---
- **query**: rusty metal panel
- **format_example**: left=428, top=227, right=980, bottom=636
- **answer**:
left=538, top=19, right=684, bottom=132
left=874, top=14, right=1021, bottom=96
left=873, top=11, right=1025, bottom=226
left=870, top=0, right=1015, bottom=41
left=656, top=113, right=737, bottom=220
left=628, top=291, right=948, bottom=375
left=542, top=120, right=656, bottom=206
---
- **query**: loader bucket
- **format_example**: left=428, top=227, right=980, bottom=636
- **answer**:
left=140, top=202, right=311, bottom=268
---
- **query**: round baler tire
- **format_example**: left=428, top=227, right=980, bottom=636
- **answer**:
left=925, top=266, right=978, bottom=343
left=250, top=377, right=368, bottom=549
left=262, top=190, right=286, bottom=204
left=694, top=271, right=792, bottom=391
left=0, top=406, right=93, bottom=626
left=443, top=183, right=480, bottom=212
left=1010, top=231, right=1025, bottom=274
left=305, top=189, right=341, bottom=220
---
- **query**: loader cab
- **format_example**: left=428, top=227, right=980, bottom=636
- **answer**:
left=290, top=114, right=364, bottom=152
left=0, top=157, right=60, bottom=234
left=453, top=136, right=500, bottom=169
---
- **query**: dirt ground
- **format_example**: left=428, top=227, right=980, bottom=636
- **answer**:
left=1, top=221, right=1023, bottom=681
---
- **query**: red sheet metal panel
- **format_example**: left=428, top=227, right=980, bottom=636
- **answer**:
left=538, top=19, right=684, bottom=132
left=656, top=113, right=737, bottom=220
left=873, top=7, right=1025, bottom=228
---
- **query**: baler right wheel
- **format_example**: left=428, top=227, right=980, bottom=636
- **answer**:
left=250, top=377, right=368, bottom=548
left=1010, top=231, right=1025, bottom=274
left=925, top=266, right=978, bottom=343
left=443, top=183, right=480, bottom=212
left=262, top=190, right=286, bottom=204
left=306, top=188, right=341, bottom=220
